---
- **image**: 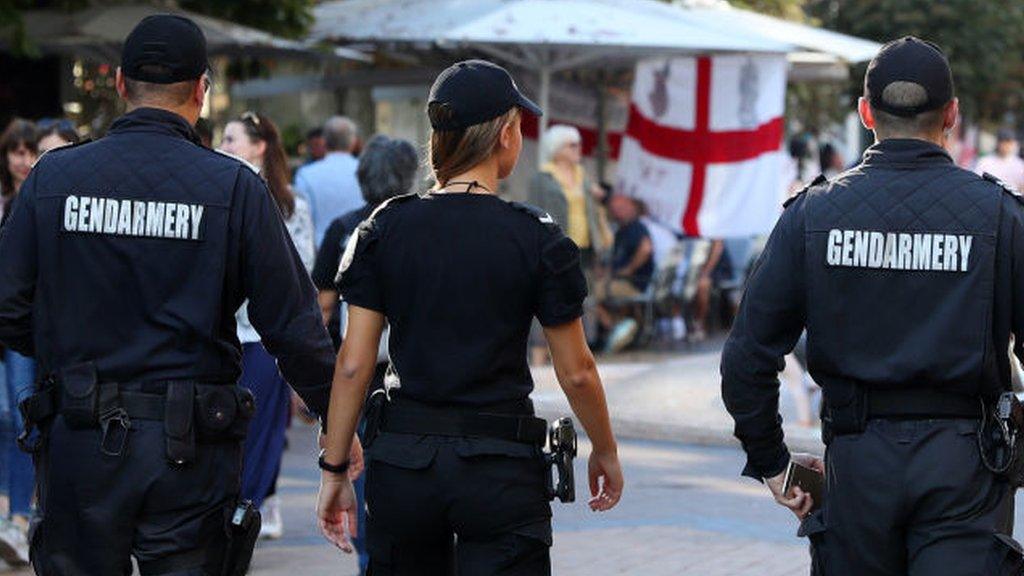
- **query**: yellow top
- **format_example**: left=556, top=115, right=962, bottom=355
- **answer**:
left=543, top=162, right=590, bottom=248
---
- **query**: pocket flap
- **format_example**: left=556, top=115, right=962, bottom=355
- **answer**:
left=367, top=434, right=438, bottom=470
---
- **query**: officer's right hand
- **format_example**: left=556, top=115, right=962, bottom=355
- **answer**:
left=766, top=452, right=824, bottom=520
left=317, top=474, right=358, bottom=553
left=588, top=450, right=624, bottom=511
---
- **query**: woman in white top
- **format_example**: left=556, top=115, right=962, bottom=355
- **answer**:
left=219, top=111, right=314, bottom=538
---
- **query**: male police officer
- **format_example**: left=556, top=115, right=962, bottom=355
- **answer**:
left=0, top=15, right=339, bottom=575
left=722, top=37, right=1024, bottom=575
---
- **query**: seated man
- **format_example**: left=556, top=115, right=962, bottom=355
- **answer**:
left=593, top=194, right=654, bottom=352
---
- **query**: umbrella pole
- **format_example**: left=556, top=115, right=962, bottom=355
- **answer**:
left=537, top=64, right=551, bottom=166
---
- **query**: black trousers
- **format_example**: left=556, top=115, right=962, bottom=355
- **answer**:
left=30, top=416, right=241, bottom=575
left=365, top=433, right=553, bottom=575
left=803, top=418, right=1024, bottom=575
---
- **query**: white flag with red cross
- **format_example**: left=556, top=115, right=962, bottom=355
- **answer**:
left=616, top=54, right=788, bottom=238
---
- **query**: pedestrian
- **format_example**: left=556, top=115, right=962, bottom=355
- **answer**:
left=310, top=133, right=419, bottom=575
left=975, top=127, right=1024, bottom=191
left=36, top=118, right=80, bottom=154
left=0, top=118, right=38, bottom=566
left=219, top=110, right=316, bottom=539
left=303, top=127, right=327, bottom=165
left=294, top=116, right=362, bottom=247
left=0, top=15, right=342, bottom=574
left=593, top=194, right=654, bottom=352
left=316, top=59, right=624, bottom=574
left=722, top=37, right=1024, bottom=575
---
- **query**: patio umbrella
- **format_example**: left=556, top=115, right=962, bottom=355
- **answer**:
left=16, top=4, right=369, bottom=64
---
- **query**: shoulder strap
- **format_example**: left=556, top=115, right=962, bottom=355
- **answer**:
left=983, top=172, right=1024, bottom=206
left=783, top=173, right=828, bottom=208
left=337, top=192, right=422, bottom=277
left=509, top=200, right=558, bottom=228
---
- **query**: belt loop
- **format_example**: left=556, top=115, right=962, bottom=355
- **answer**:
left=165, top=382, right=196, bottom=465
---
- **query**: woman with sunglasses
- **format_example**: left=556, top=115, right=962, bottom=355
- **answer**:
left=219, top=111, right=315, bottom=538
left=317, top=60, right=623, bottom=574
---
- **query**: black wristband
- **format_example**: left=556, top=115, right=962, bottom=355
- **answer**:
left=318, top=449, right=350, bottom=475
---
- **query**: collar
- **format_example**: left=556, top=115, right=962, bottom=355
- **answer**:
left=860, top=138, right=953, bottom=168
left=108, top=108, right=202, bottom=146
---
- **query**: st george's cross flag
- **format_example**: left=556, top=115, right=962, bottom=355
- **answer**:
left=617, top=54, right=788, bottom=238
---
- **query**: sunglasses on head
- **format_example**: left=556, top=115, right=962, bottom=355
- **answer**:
left=37, top=118, right=75, bottom=132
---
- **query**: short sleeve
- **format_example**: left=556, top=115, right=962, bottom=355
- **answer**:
left=336, top=226, right=385, bottom=312
left=536, top=231, right=588, bottom=326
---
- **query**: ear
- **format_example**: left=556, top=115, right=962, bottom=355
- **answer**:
left=115, top=67, right=128, bottom=100
left=499, top=116, right=517, bottom=150
left=254, top=139, right=267, bottom=158
left=194, top=76, right=207, bottom=108
left=943, top=98, right=959, bottom=132
left=858, top=97, right=875, bottom=131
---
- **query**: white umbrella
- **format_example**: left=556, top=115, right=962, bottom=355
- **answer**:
left=312, top=0, right=796, bottom=162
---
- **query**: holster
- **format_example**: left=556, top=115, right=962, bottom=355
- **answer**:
left=221, top=500, right=261, bottom=576
left=360, top=388, right=389, bottom=450
left=980, top=392, right=1024, bottom=488
left=545, top=417, right=577, bottom=503
left=819, top=378, right=868, bottom=445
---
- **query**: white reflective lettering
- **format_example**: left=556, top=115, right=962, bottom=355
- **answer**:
left=64, top=195, right=78, bottom=231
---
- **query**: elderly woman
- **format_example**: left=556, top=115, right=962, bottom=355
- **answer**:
left=309, top=134, right=419, bottom=575
left=528, top=124, right=610, bottom=267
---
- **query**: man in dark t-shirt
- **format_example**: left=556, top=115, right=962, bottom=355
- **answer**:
left=593, top=194, right=653, bottom=352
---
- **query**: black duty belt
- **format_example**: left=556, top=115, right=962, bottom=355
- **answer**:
left=21, top=386, right=167, bottom=423
left=380, top=401, right=547, bottom=445
left=867, top=389, right=982, bottom=420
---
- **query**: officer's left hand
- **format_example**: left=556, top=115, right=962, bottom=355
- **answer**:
left=766, top=452, right=824, bottom=520
left=317, top=474, right=358, bottom=553
left=316, top=434, right=364, bottom=480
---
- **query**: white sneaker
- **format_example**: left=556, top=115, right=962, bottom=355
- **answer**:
left=259, top=496, right=283, bottom=540
left=0, top=518, right=30, bottom=566
left=606, top=318, right=639, bottom=353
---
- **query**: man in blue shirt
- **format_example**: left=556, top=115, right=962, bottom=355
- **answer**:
left=593, top=194, right=653, bottom=352
left=294, top=116, right=363, bottom=247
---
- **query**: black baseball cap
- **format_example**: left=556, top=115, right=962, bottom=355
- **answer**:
left=121, top=14, right=209, bottom=84
left=864, top=36, right=954, bottom=117
left=428, top=60, right=543, bottom=131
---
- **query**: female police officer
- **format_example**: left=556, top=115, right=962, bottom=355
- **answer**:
left=316, top=60, right=624, bottom=574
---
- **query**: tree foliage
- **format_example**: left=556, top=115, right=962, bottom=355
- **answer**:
left=805, top=0, right=1024, bottom=125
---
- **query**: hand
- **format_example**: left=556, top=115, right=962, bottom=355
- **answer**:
left=765, top=452, right=825, bottom=520
left=317, top=473, right=358, bottom=553
left=348, top=435, right=365, bottom=481
left=587, top=449, right=624, bottom=511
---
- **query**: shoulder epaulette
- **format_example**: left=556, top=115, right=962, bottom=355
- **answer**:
left=509, top=200, right=557, bottom=227
left=983, top=172, right=1024, bottom=206
left=783, top=174, right=827, bottom=208
left=337, top=192, right=422, bottom=277
left=213, top=149, right=260, bottom=175
left=32, top=137, right=93, bottom=166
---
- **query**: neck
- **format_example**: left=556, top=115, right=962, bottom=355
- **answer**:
left=443, top=161, right=500, bottom=194
left=552, top=158, right=574, bottom=170
left=875, top=132, right=945, bottom=147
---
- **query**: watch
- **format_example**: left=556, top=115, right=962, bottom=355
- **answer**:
left=318, top=449, right=350, bottom=475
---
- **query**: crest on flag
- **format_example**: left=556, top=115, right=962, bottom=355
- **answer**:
left=617, top=54, right=788, bottom=238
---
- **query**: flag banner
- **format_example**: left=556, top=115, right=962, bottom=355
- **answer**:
left=617, top=54, right=788, bottom=237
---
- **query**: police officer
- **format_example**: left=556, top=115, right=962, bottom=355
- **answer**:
left=0, top=15, right=340, bottom=575
left=315, top=60, right=624, bottom=574
left=721, top=37, right=1024, bottom=574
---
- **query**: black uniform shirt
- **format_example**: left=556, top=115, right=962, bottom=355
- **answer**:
left=721, top=138, right=1024, bottom=480
left=0, top=108, right=335, bottom=417
left=337, top=192, right=587, bottom=407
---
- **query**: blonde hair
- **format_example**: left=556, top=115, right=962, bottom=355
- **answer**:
left=541, top=124, right=581, bottom=163
left=428, top=105, right=520, bottom=187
